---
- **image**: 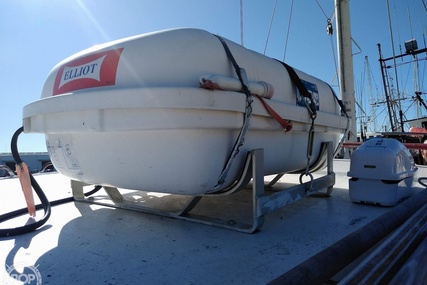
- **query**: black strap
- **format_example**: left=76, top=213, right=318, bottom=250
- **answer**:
left=214, top=35, right=251, bottom=95
left=212, top=35, right=253, bottom=190
left=328, top=84, right=348, bottom=117
left=279, top=61, right=317, bottom=119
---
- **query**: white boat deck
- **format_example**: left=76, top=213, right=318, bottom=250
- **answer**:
left=1, top=159, right=426, bottom=284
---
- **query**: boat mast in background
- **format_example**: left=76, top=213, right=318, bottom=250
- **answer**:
left=335, top=0, right=357, bottom=148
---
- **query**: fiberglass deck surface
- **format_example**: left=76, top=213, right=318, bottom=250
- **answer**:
left=0, top=159, right=425, bottom=285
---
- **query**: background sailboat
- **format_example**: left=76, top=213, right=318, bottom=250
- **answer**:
left=355, top=0, right=427, bottom=137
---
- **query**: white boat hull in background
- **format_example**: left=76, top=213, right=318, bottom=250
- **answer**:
left=23, top=28, right=347, bottom=195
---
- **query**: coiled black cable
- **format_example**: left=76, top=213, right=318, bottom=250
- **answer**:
left=418, top=177, right=427, bottom=188
left=0, top=127, right=101, bottom=237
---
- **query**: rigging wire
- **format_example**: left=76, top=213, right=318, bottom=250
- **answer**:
left=262, top=0, right=294, bottom=62
left=375, top=0, right=427, bottom=131
left=392, top=0, right=404, bottom=58
left=386, top=0, right=404, bottom=130
left=315, top=0, right=334, bottom=20
left=368, top=65, right=382, bottom=102
left=422, top=0, right=427, bottom=13
left=314, top=0, right=339, bottom=86
left=407, top=1, right=414, bottom=43
left=421, top=56, right=426, bottom=94
left=329, top=35, right=339, bottom=86
left=264, top=0, right=278, bottom=55
left=240, top=0, right=244, bottom=46
left=282, top=0, right=294, bottom=61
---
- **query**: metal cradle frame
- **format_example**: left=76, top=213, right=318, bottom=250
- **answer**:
left=71, top=141, right=335, bottom=233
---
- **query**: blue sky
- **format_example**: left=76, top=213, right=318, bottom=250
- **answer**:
left=1, top=0, right=426, bottom=152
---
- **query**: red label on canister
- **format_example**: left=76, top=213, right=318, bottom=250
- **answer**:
left=52, top=48, right=123, bottom=95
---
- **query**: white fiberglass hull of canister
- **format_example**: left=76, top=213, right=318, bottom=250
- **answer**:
left=23, top=28, right=347, bottom=195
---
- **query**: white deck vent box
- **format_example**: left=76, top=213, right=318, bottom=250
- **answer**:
left=347, top=138, right=417, bottom=206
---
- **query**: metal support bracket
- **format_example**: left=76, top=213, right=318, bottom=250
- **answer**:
left=71, top=141, right=335, bottom=233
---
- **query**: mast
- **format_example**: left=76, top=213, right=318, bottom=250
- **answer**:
left=334, top=0, right=356, bottom=144
left=378, top=43, right=397, bottom=131
left=365, top=56, right=377, bottom=133
left=365, top=56, right=377, bottom=132
left=385, top=0, right=404, bottom=131
left=378, top=40, right=427, bottom=129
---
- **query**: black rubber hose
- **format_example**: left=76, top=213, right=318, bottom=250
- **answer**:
left=0, top=127, right=51, bottom=237
left=0, top=186, right=102, bottom=231
left=0, top=127, right=102, bottom=237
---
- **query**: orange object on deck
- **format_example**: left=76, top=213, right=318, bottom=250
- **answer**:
left=16, top=162, right=36, bottom=217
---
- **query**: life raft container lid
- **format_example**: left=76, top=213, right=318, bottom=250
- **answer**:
left=347, top=138, right=417, bottom=180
